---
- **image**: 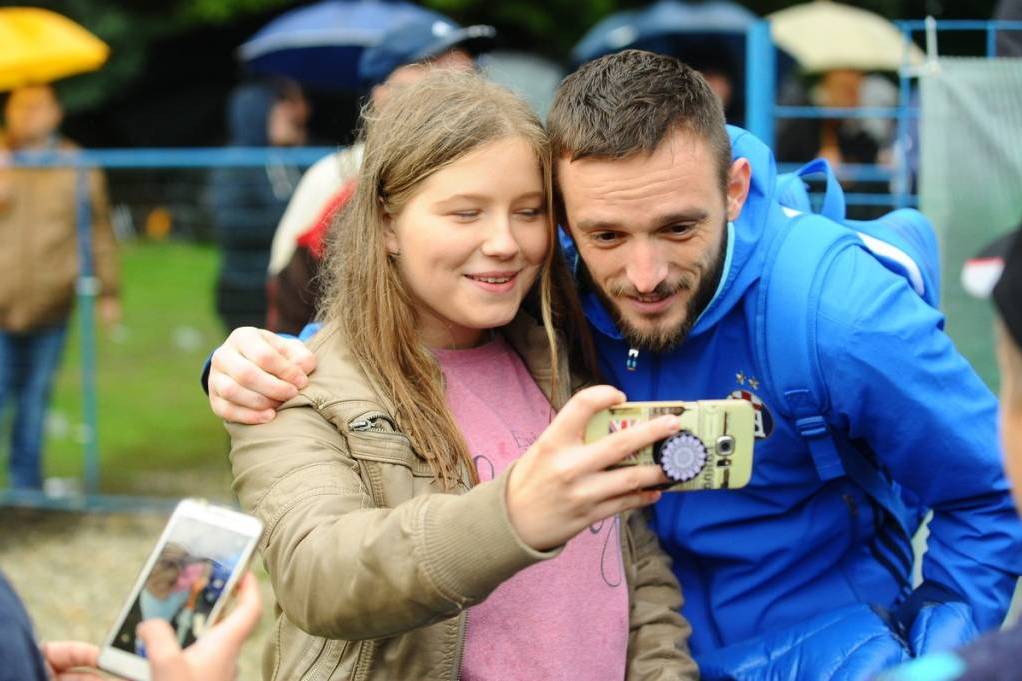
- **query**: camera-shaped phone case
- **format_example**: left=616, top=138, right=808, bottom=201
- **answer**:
left=584, top=399, right=756, bottom=492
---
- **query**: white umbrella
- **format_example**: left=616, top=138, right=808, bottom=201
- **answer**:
left=768, top=1, right=924, bottom=73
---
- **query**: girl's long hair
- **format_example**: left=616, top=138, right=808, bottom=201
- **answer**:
left=319, top=71, right=597, bottom=489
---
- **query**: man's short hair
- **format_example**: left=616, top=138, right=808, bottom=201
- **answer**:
left=547, top=49, right=732, bottom=193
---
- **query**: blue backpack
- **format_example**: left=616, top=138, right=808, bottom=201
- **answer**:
left=762, top=158, right=941, bottom=589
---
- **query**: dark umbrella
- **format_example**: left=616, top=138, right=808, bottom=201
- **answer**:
left=238, top=0, right=443, bottom=90
left=571, top=0, right=772, bottom=126
left=571, top=0, right=757, bottom=65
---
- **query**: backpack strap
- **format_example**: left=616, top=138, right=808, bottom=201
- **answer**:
left=775, top=158, right=847, bottom=222
left=757, top=212, right=915, bottom=579
left=757, top=212, right=854, bottom=481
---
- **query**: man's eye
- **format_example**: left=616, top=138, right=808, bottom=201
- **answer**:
left=591, top=232, right=620, bottom=245
left=665, top=224, right=695, bottom=237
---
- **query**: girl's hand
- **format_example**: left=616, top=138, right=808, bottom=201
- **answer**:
left=506, top=385, right=677, bottom=551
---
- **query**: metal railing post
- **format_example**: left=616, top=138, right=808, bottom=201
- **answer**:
left=74, top=164, right=101, bottom=495
left=745, top=19, right=776, bottom=148
left=895, top=23, right=915, bottom=209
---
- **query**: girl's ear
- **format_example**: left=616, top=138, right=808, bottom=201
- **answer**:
left=382, top=203, right=400, bottom=256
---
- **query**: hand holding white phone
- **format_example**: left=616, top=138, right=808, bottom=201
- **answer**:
left=40, top=574, right=261, bottom=681
left=97, top=500, right=263, bottom=681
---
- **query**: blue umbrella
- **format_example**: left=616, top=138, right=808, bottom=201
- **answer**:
left=571, top=0, right=757, bottom=65
left=238, top=0, right=443, bottom=90
left=572, top=0, right=769, bottom=126
left=570, top=8, right=645, bottom=66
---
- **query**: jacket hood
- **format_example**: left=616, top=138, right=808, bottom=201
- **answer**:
left=573, top=125, right=784, bottom=342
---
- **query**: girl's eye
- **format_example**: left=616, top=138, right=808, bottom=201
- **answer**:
left=452, top=210, right=480, bottom=220
left=516, top=207, right=544, bottom=218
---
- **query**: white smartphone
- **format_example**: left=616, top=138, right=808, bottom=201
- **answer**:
left=97, top=499, right=263, bottom=681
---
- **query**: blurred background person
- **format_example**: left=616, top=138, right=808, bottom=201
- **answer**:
left=774, top=68, right=896, bottom=218
left=266, top=14, right=494, bottom=335
left=775, top=69, right=890, bottom=170
left=0, top=83, right=120, bottom=491
left=209, top=78, right=309, bottom=332
left=879, top=227, right=1022, bottom=681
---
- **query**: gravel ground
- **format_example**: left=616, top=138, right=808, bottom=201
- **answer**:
left=0, top=474, right=273, bottom=679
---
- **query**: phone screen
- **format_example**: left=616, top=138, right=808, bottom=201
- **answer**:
left=110, top=514, right=255, bottom=658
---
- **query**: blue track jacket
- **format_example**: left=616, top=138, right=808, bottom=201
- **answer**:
left=571, top=127, right=1022, bottom=679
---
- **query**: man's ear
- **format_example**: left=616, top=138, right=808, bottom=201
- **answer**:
left=726, top=158, right=751, bottom=222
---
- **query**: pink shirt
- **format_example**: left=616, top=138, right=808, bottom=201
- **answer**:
left=435, top=337, right=629, bottom=681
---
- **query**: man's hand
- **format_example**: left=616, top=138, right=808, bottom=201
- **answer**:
left=136, top=571, right=263, bottom=681
left=98, top=297, right=122, bottom=328
left=40, top=640, right=103, bottom=680
left=208, top=327, right=317, bottom=424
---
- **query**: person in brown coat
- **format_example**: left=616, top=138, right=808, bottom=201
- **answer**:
left=0, top=84, right=119, bottom=490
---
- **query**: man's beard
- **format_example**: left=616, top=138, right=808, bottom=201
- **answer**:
left=582, top=222, right=728, bottom=354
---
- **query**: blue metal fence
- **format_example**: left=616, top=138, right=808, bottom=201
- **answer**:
left=744, top=18, right=1022, bottom=212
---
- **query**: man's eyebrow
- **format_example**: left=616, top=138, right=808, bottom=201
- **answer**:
left=575, top=210, right=710, bottom=232
left=655, top=210, right=709, bottom=226
left=575, top=218, right=622, bottom=232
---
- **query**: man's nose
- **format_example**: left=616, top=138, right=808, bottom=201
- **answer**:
left=625, top=239, right=668, bottom=293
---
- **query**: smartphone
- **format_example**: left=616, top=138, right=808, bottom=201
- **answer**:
left=584, top=399, right=756, bottom=492
left=98, top=499, right=263, bottom=681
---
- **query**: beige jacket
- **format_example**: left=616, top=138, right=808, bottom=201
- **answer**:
left=0, top=136, right=119, bottom=331
left=228, top=315, right=698, bottom=681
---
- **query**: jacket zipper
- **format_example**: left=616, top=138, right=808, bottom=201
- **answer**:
left=352, top=639, right=375, bottom=681
left=626, top=346, right=640, bottom=372
left=349, top=414, right=396, bottom=433
left=452, top=611, right=468, bottom=680
left=623, top=346, right=663, bottom=398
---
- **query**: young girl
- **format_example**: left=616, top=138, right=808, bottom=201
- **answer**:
left=227, top=72, right=696, bottom=681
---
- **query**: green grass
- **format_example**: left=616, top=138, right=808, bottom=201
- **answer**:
left=1, top=240, right=232, bottom=494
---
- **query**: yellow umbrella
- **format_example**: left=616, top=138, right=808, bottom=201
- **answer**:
left=0, top=7, right=109, bottom=91
left=768, top=1, right=924, bottom=73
